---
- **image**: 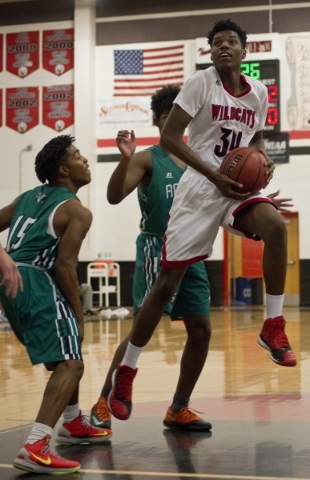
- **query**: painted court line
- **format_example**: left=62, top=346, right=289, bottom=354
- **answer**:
left=0, top=424, right=32, bottom=435
left=0, top=464, right=307, bottom=480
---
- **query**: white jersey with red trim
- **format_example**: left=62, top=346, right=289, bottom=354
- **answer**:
left=174, top=66, right=268, bottom=171
left=162, top=65, right=273, bottom=266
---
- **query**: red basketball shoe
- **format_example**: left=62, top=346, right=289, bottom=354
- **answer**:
left=108, top=364, right=137, bottom=420
left=13, top=435, right=80, bottom=474
left=258, top=316, right=297, bottom=366
left=55, top=411, right=112, bottom=445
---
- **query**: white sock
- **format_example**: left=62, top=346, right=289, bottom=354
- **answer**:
left=26, top=422, right=53, bottom=444
left=266, top=294, right=284, bottom=319
left=120, top=341, right=143, bottom=369
left=63, top=403, right=80, bottom=423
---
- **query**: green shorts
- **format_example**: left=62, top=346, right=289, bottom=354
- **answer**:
left=0, top=266, right=82, bottom=366
left=132, top=234, right=210, bottom=319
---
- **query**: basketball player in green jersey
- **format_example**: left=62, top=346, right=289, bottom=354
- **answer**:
left=90, top=86, right=212, bottom=431
left=90, top=86, right=291, bottom=432
left=0, top=135, right=111, bottom=475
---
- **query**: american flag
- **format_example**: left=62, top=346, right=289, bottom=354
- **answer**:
left=113, top=44, right=184, bottom=96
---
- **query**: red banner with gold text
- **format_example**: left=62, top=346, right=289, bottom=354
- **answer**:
left=6, top=87, right=39, bottom=133
left=6, top=31, right=39, bottom=78
left=42, top=29, right=74, bottom=75
left=42, top=84, right=74, bottom=131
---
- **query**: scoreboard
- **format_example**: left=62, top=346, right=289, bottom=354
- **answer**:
left=196, top=59, right=280, bottom=132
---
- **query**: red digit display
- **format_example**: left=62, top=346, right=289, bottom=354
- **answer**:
left=267, top=85, right=278, bottom=103
left=267, top=107, right=278, bottom=125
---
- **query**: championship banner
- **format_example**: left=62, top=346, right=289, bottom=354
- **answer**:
left=0, top=90, right=2, bottom=127
left=6, top=31, right=39, bottom=78
left=42, top=84, right=74, bottom=131
left=6, top=87, right=39, bottom=133
left=42, top=29, right=74, bottom=75
left=0, top=35, right=3, bottom=72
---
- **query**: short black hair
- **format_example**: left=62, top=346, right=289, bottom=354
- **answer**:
left=35, top=135, right=76, bottom=184
left=207, top=19, right=247, bottom=49
left=151, top=85, right=181, bottom=120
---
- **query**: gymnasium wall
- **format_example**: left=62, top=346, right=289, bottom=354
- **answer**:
left=0, top=1, right=310, bottom=305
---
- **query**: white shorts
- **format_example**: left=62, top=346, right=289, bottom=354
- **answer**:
left=162, top=168, right=274, bottom=268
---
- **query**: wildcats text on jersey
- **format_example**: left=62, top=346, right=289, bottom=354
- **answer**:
left=212, top=104, right=256, bottom=128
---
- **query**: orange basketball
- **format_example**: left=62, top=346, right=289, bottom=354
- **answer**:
left=220, top=147, right=268, bottom=194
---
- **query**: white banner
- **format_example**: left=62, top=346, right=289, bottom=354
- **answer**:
left=286, top=35, right=310, bottom=130
left=97, top=97, right=153, bottom=128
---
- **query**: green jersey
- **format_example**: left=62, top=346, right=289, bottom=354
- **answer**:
left=138, top=144, right=186, bottom=236
left=6, top=184, right=77, bottom=272
left=133, top=145, right=210, bottom=318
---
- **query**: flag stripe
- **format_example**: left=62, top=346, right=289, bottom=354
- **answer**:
left=113, top=44, right=185, bottom=96
left=114, top=68, right=183, bottom=79
left=143, top=45, right=184, bottom=53
left=114, top=75, right=184, bottom=84
left=114, top=91, right=182, bottom=96
left=114, top=83, right=183, bottom=91
left=143, top=61, right=183, bottom=68
left=144, top=53, right=183, bottom=61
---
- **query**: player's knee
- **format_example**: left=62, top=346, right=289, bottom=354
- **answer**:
left=265, top=215, right=287, bottom=245
left=73, top=360, right=84, bottom=380
left=51, top=359, right=84, bottom=383
left=63, top=359, right=84, bottom=381
left=199, top=321, right=212, bottom=344
left=186, top=316, right=212, bottom=345
left=157, top=268, right=184, bottom=296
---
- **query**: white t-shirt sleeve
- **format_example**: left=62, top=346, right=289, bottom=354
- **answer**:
left=173, top=70, right=208, bottom=118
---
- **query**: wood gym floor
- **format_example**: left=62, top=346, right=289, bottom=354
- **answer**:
left=0, top=306, right=310, bottom=480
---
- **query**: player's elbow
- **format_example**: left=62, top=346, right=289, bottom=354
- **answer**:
left=107, top=192, right=122, bottom=205
left=108, top=198, right=120, bottom=205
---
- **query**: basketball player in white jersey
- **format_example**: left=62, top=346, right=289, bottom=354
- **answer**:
left=107, top=19, right=296, bottom=423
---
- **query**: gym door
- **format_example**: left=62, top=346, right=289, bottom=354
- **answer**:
left=223, top=211, right=300, bottom=306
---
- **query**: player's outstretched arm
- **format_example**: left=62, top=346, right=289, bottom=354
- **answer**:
left=0, top=244, right=23, bottom=298
left=107, top=130, right=152, bottom=204
left=54, top=199, right=93, bottom=341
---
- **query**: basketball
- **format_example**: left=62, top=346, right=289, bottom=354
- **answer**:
left=220, top=147, right=268, bottom=194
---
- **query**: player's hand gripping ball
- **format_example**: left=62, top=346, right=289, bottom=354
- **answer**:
left=220, top=147, right=269, bottom=194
